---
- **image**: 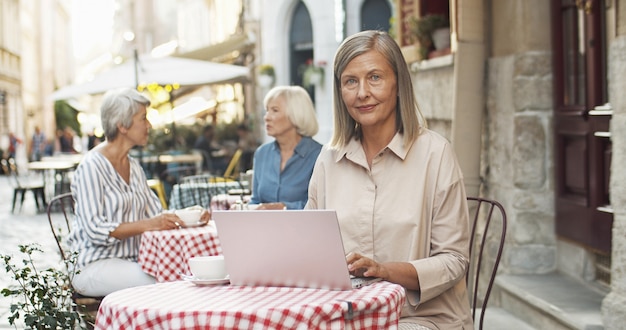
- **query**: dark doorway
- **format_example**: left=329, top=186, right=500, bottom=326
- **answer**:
left=551, top=0, right=612, bottom=254
left=290, top=1, right=314, bottom=100
left=361, top=0, right=391, bottom=32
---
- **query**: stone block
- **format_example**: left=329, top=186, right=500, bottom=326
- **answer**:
left=514, top=52, right=552, bottom=77
left=602, top=292, right=626, bottom=330
left=506, top=245, right=556, bottom=274
left=610, top=114, right=626, bottom=209
left=512, top=190, right=554, bottom=214
left=513, top=76, right=553, bottom=111
left=513, top=116, right=546, bottom=189
left=513, top=211, right=555, bottom=245
left=556, top=240, right=596, bottom=281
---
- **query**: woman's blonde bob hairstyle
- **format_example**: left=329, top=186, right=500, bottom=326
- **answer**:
left=263, top=85, right=319, bottom=137
left=330, top=30, right=427, bottom=148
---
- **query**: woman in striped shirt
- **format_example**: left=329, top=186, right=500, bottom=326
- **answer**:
left=68, top=88, right=210, bottom=297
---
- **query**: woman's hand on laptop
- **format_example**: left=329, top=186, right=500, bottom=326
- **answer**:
left=346, top=252, right=421, bottom=291
left=346, top=252, right=386, bottom=279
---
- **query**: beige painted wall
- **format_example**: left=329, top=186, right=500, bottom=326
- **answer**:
left=491, top=0, right=552, bottom=57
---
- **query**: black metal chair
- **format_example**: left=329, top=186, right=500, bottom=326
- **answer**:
left=466, top=197, right=507, bottom=330
left=46, top=192, right=104, bottom=326
left=1, top=158, right=46, bottom=213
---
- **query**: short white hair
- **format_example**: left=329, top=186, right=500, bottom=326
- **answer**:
left=263, top=85, right=319, bottom=137
left=100, top=88, right=151, bottom=141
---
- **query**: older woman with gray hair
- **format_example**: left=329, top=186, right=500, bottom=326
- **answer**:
left=306, top=31, right=472, bottom=329
left=248, top=85, right=322, bottom=210
left=68, top=88, right=209, bottom=297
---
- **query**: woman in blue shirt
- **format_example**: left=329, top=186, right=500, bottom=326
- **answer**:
left=250, top=86, right=322, bottom=210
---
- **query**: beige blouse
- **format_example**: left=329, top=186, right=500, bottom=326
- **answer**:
left=306, top=129, right=473, bottom=329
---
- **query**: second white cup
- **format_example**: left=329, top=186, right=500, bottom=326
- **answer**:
left=188, top=255, right=226, bottom=280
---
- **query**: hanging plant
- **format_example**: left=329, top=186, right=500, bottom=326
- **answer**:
left=298, top=59, right=326, bottom=89
left=258, top=64, right=275, bottom=87
left=409, top=14, right=450, bottom=60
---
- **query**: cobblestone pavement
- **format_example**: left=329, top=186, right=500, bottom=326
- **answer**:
left=0, top=175, right=62, bottom=329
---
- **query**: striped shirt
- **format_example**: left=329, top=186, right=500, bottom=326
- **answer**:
left=68, top=150, right=162, bottom=268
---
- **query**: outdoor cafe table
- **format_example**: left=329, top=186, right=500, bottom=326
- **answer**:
left=138, top=224, right=222, bottom=282
left=94, top=280, right=406, bottom=329
left=169, top=181, right=249, bottom=210
left=28, top=160, right=77, bottom=199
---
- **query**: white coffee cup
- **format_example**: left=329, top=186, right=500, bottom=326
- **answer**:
left=188, top=255, right=227, bottom=280
left=175, top=207, right=203, bottom=225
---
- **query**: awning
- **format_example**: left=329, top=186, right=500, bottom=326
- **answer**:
left=50, top=55, right=250, bottom=101
left=176, top=34, right=253, bottom=62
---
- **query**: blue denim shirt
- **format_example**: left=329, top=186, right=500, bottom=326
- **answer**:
left=250, top=136, right=322, bottom=209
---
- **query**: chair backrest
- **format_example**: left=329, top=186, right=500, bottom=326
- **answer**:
left=47, top=192, right=75, bottom=260
left=177, top=173, right=244, bottom=209
left=160, top=165, right=197, bottom=185
left=466, top=196, right=507, bottom=330
left=223, top=149, right=243, bottom=178
left=2, top=158, right=44, bottom=188
left=1, top=159, right=18, bottom=185
left=178, top=173, right=215, bottom=209
left=46, top=192, right=105, bottom=315
left=0, top=159, right=9, bottom=173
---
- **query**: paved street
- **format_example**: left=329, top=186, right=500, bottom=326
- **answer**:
left=0, top=175, right=62, bottom=329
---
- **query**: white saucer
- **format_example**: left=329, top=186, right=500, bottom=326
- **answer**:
left=182, top=274, right=230, bottom=286
left=184, top=221, right=208, bottom=228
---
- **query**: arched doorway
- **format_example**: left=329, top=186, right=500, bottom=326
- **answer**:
left=289, top=1, right=314, bottom=100
left=360, top=0, right=391, bottom=31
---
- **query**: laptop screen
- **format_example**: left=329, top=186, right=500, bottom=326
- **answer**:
left=213, top=210, right=355, bottom=290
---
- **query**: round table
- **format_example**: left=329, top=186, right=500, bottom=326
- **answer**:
left=95, top=280, right=406, bottom=329
left=28, top=160, right=77, bottom=200
left=138, top=224, right=222, bottom=282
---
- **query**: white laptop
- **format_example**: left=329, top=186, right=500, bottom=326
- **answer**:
left=212, top=209, right=382, bottom=290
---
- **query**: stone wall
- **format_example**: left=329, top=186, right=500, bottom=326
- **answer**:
left=601, top=34, right=626, bottom=330
left=484, top=51, right=557, bottom=275
left=413, top=63, right=454, bottom=141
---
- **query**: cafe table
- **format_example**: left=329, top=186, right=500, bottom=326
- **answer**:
left=211, top=192, right=251, bottom=210
left=94, top=280, right=406, bottom=329
left=169, top=181, right=249, bottom=210
left=139, top=153, right=204, bottom=165
left=28, top=159, right=77, bottom=199
left=138, top=224, right=222, bottom=282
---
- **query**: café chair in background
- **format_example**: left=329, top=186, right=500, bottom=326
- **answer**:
left=147, top=178, right=168, bottom=209
left=466, top=196, right=507, bottom=330
left=222, top=149, right=243, bottom=179
left=177, top=173, right=234, bottom=209
left=46, top=192, right=104, bottom=328
left=1, top=158, right=46, bottom=213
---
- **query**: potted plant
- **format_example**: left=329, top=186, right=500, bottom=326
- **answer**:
left=298, top=59, right=326, bottom=89
left=1, top=244, right=90, bottom=329
left=258, top=64, right=275, bottom=87
left=409, top=14, right=450, bottom=60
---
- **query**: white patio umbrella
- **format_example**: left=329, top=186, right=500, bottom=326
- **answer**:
left=50, top=55, right=250, bottom=100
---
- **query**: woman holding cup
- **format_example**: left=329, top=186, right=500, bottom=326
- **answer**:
left=68, top=88, right=210, bottom=297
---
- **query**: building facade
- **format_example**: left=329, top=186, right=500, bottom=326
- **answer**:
left=0, top=0, right=72, bottom=165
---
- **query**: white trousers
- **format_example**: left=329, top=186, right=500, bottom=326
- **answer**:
left=72, top=258, right=155, bottom=297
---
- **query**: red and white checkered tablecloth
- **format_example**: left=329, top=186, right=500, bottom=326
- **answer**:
left=138, top=224, right=222, bottom=282
left=95, top=280, right=405, bottom=330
